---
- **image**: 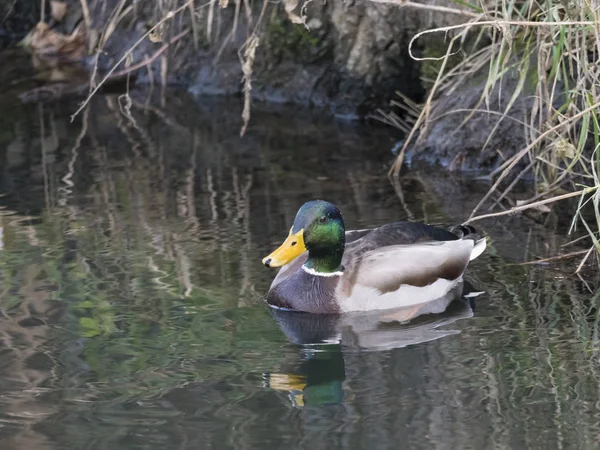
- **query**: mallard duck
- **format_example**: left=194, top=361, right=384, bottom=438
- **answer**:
left=262, top=200, right=486, bottom=314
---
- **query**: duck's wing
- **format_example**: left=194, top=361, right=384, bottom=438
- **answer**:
left=344, top=222, right=462, bottom=256
left=345, top=228, right=374, bottom=243
left=342, top=238, right=486, bottom=295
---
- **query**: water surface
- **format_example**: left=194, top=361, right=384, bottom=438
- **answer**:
left=0, top=91, right=599, bottom=450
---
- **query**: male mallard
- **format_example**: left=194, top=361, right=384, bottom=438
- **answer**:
left=262, top=200, right=486, bottom=314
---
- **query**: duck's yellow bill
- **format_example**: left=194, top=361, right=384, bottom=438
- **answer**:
left=262, top=229, right=306, bottom=268
left=264, top=373, right=307, bottom=392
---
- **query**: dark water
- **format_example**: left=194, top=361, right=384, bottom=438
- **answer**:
left=0, top=90, right=599, bottom=450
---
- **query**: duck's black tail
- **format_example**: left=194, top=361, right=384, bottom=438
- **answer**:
left=450, top=224, right=479, bottom=239
left=450, top=224, right=487, bottom=261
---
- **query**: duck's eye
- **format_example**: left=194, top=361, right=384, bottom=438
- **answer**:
left=318, top=216, right=328, bottom=224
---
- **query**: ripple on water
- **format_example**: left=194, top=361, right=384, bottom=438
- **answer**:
left=0, top=92, right=598, bottom=450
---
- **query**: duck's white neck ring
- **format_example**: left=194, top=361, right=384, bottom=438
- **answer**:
left=302, top=265, right=344, bottom=277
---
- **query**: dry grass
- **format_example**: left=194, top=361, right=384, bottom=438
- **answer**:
left=68, top=0, right=274, bottom=134
left=382, top=0, right=600, bottom=269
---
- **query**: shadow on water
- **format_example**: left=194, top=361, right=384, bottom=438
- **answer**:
left=266, top=283, right=479, bottom=408
left=270, top=282, right=475, bottom=350
left=0, top=88, right=599, bottom=449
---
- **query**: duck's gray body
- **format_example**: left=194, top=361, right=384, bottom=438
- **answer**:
left=266, top=222, right=486, bottom=314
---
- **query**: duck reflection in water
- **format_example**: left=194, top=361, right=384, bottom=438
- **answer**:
left=263, top=281, right=481, bottom=407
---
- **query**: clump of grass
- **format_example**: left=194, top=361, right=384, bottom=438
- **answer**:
left=384, top=0, right=600, bottom=270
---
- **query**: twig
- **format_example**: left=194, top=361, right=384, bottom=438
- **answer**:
left=492, top=160, right=535, bottom=207
left=429, top=108, right=538, bottom=132
left=575, top=246, right=596, bottom=274
left=187, top=0, right=198, bottom=49
left=562, top=234, right=593, bottom=248
left=517, top=248, right=591, bottom=265
left=463, top=186, right=599, bottom=225
left=111, top=29, right=190, bottom=78
left=367, top=0, right=480, bottom=18
left=19, top=29, right=190, bottom=104
left=239, top=35, right=259, bottom=137
left=467, top=100, right=600, bottom=220
left=207, top=0, right=216, bottom=42
left=80, top=0, right=92, bottom=30
left=408, top=19, right=599, bottom=61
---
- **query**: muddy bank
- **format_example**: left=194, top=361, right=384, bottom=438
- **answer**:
left=2, top=0, right=535, bottom=172
left=403, top=72, right=539, bottom=172
left=2, top=0, right=469, bottom=116
left=402, top=66, right=566, bottom=173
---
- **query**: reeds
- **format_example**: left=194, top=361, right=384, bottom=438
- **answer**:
left=384, top=0, right=600, bottom=268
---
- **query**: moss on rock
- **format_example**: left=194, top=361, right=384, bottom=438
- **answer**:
left=264, top=15, right=329, bottom=64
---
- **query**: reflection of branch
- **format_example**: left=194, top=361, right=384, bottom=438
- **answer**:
left=389, top=176, right=415, bottom=221
left=207, top=168, right=219, bottom=223
left=131, top=99, right=187, bottom=133
left=0, top=261, right=59, bottom=436
left=185, top=132, right=200, bottom=232
left=39, top=103, right=51, bottom=211
left=105, top=96, right=145, bottom=158
left=347, top=172, right=367, bottom=221
left=174, top=236, right=194, bottom=297
left=59, top=107, right=89, bottom=208
left=239, top=171, right=253, bottom=300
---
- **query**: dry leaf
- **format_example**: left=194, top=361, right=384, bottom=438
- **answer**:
left=555, top=139, right=576, bottom=159
left=27, top=22, right=86, bottom=60
left=50, top=1, right=68, bottom=22
left=516, top=200, right=551, bottom=213
left=283, top=0, right=303, bottom=24
left=219, top=0, right=229, bottom=7
left=149, top=28, right=163, bottom=43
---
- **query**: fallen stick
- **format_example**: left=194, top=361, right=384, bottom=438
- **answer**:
left=463, top=186, right=599, bottom=225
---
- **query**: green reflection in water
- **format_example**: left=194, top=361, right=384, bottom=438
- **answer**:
left=0, top=91, right=599, bottom=450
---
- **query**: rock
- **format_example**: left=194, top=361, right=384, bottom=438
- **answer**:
left=404, top=60, right=564, bottom=173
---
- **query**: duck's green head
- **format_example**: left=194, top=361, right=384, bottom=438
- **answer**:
left=263, top=200, right=345, bottom=271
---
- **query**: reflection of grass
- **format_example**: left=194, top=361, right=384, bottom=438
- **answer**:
left=3, top=96, right=600, bottom=441
left=0, top=106, right=293, bottom=403
left=470, top=259, right=600, bottom=441
left=0, top=204, right=288, bottom=402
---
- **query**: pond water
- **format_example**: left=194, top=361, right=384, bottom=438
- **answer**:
left=0, top=89, right=599, bottom=450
